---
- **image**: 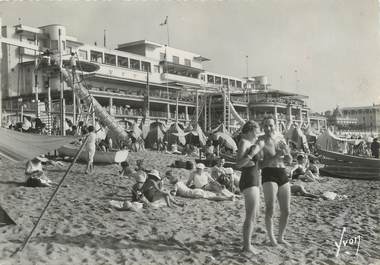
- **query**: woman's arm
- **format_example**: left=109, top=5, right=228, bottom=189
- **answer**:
left=236, top=140, right=254, bottom=168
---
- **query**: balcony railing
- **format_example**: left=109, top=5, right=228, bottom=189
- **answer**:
left=161, top=73, right=201, bottom=85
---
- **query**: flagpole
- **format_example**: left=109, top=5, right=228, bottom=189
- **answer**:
left=166, top=18, right=170, bottom=47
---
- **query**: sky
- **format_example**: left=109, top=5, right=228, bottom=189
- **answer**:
left=1, top=0, right=380, bottom=112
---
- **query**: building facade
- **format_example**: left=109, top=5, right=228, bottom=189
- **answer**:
left=341, top=105, right=380, bottom=134
left=1, top=21, right=314, bottom=134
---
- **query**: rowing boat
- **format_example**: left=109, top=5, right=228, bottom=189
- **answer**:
left=318, top=149, right=380, bottom=167
left=58, top=144, right=128, bottom=164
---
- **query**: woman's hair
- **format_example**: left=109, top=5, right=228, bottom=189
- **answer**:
left=242, top=120, right=259, bottom=134
left=88, top=125, right=95, bottom=132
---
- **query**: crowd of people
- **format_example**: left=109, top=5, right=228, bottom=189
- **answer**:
left=17, top=114, right=370, bottom=255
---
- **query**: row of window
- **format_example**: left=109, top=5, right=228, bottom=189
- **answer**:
left=206, top=74, right=242, bottom=88
left=159, top=53, right=192, bottom=66
left=77, top=50, right=160, bottom=73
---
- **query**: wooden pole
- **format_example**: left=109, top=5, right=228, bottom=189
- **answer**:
left=195, top=89, right=199, bottom=124
left=11, top=136, right=89, bottom=257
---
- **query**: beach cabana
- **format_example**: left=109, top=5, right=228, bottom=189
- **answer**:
left=145, top=125, right=165, bottom=148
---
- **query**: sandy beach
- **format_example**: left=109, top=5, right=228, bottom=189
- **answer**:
left=0, top=150, right=379, bottom=265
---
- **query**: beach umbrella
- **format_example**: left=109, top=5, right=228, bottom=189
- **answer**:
left=213, top=132, right=237, bottom=152
left=131, top=123, right=142, bottom=139
left=140, top=121, right=150, bottom=139
left=166, top=123, right=187, bottom=146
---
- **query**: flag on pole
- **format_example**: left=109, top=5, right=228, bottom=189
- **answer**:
left=160, top=16, right=168, bottom=26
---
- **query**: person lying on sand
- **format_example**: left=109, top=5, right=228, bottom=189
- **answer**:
left=165, top=171, right=234, bottom=201
left=290, top=183, right=319, bottom=198
left=25, top=156, right=53, bottom=187
left=186, top=163, right=224, bottom=192
left=141, top=170, right=183, bottom=208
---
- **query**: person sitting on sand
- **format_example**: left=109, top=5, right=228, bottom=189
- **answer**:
left=171, top=143, right=182, bottom=155
left=211, top=157, right=226, bottom=181
left=135, top=159, right=149, bottom=173
left=186, top=163, right=224, bottom=192
left=131, top=171, right=151, bottom=206
left=290, top=154, right=319, bottom=182
left=141, top=170, right=182, bottom=208
left=25, top=156, right=53, bottom=187
left=119, top=161, right=134, bottom=177
left=166, top=171, right=233, bottom=201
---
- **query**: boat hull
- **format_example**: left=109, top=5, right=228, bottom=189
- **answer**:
left=58, top=145, right=128, bottom=164
left=318, top=149, right=380, bottom=167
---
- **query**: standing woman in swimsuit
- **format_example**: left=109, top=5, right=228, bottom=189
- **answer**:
left=236, top=120, right=265, bottom=253
left=261, top=117, right=292, bottom=247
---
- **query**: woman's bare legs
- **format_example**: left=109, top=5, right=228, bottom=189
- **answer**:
left=242, top=186, right=260, bottom=253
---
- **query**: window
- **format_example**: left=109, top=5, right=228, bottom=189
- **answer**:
left=215, top=76, right=221, bottom=85
left=229, top=79, right=236, bottom=87
left=160, top=52, right=166, bottom=61
left=200, top=74, right=205, bottom=81
left=118, top=56, right=129, bottom=68
left=154, top=65, right=160, bottom=73
left=50, top=40, right=58, bottom=50
left=104, top=53, right=116, bottom=66
left=207, top=75, right=214, bottom=84
left=236, top=81, right=242, bottom=88
left=78, top=50, right=88, bottom=60
left=222, top=78, right=228, bottom=87
left=130, top=59, right=140, bottom=70
left=141, top=61, right=151, bottom=72
left=172, top=56, right=179, bottom=64
left=184, top=59, right=191, bottom=67
left=90, top=50, right=103, bottom=63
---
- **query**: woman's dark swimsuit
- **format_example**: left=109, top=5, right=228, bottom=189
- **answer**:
left=239, top=166, right=260, bottom=191
left=262, top=167, right=288, bottom=187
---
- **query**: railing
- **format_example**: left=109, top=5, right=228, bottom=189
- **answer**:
left=161, top=73, right=202, bottom=85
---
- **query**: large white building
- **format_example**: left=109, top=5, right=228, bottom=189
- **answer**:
left=1, top=20, right=318, bottom=134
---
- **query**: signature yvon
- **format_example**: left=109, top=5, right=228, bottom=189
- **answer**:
left=334, top=227, right=361, bottom=257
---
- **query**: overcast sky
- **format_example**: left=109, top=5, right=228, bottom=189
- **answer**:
left=1, top=0, right=380, bottom=112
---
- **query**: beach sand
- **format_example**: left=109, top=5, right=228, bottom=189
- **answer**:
left=0, top=150, right=379, bottom=265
